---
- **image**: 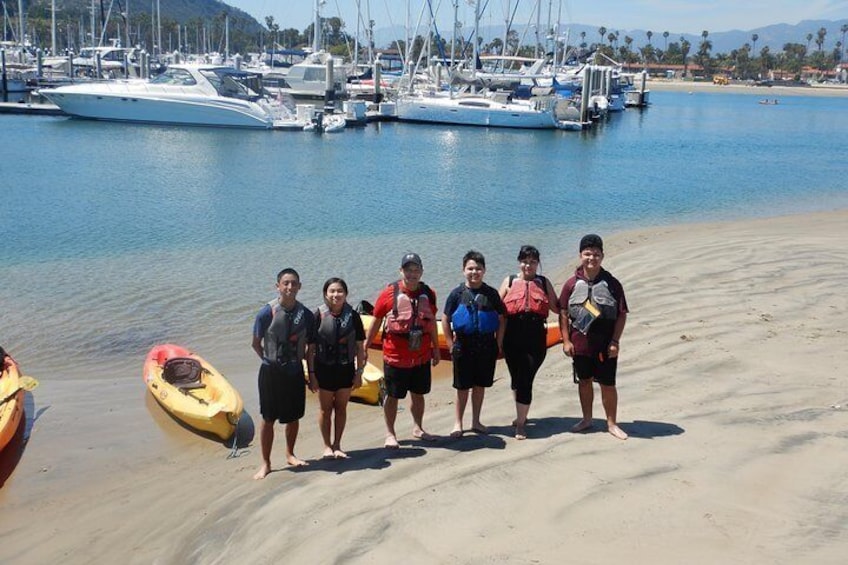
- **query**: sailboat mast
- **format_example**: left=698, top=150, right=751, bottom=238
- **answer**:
left=17, top=0, right=24, bottom=46
left=472, top=0, right=480, bottom=81
left=312, top=0, right=321, bottom=52
left=51, top=0, right=56, bottom=53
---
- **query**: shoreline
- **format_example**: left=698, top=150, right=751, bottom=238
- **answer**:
left=2, top=208, right=848, bottom=562
left=647, top=78, right=848, bottom=97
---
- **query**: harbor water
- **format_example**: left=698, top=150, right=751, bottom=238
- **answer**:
left=2, top=89, right=848, bottom=379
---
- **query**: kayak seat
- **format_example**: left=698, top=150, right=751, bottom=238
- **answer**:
left=163, top=357, right=203, bottom=388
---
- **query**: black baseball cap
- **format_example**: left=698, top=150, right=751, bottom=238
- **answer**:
left=401, top=253, right=423, bottom=268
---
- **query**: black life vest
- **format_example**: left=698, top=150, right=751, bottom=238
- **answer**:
left=263, top=299, right=310, bottom=363
left=315, top=303, right=358, bottom=365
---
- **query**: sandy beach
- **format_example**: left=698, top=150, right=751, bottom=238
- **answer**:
left=648, top=78, right=848, bottom=98
left=2, top=209, right=847, bottom=563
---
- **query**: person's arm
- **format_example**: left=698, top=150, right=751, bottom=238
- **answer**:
left=607, top=313, right=626, bottom=359
left=305, top=313, right=318, bottom=392
left=429, top=324, right=441, bottom=366
left=497, top=276, right=510, bottom=300
left=546, top=278, right=561, bottom=315
left=427, top=290, right=441, bottom=366
left=306, top=343, right=318, bottom=392
left=496, top=314, right=505, bottom=354
left=559, top=309, right=574, bottom=357
left=353, top=313, right=366, bottom=388
left=252, top=308, right=270, bottom=360
left=353, top=340, right=366, bottom=389
left=441, top=313, right=454, bottom=353
left=364, top=314, right=383, bottom=350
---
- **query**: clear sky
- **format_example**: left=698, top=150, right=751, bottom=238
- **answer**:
left=230, top=0, right=847, bottom=38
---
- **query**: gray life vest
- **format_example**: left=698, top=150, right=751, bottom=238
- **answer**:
left=315, top=303, right=358, bottom=365
left=567, top=278, right=618, bottom=334
left=263, top=299, right=309, bottom=364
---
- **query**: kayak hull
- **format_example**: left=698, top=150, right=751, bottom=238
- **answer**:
left=0, top=359, right=24, bottom=454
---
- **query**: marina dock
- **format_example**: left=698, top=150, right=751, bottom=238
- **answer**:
left=0, top=101, right=65, bottom=116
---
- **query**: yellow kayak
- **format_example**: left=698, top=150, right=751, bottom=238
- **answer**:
left=350, top=362, right=385, bottom=405
left=143, top=344, right=244, bottom=441
left=0, top=356, right=25, bottom=454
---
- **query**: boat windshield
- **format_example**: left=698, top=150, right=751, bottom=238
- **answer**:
left=200, top=69, right=263, bottom=101
left=150, top=68, right=197, bottom=86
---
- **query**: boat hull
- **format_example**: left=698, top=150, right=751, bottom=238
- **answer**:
left=41, top=83, right=273, bottom=128
left=143, top=344, right=244, bottom=441
left=0, top=360, right=24, bottom=454
left=396, top=94, right=557, bottom=129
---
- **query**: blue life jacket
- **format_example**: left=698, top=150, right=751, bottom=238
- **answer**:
left=451, top=288, right=500, bottom=335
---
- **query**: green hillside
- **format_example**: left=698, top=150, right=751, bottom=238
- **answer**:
left=15, top=0, right=267, bottom=53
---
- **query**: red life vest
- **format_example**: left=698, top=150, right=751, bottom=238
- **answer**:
left=384, top=281, right=435, bottom=334
left=503, top=275, right=549, bottom=318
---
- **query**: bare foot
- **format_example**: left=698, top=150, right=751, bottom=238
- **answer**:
left=608, top=425, right=628, bottom=440
left=333, top=449, right=349, bottom=459
left=471, top=423, right=488, bottom=434
left=286, top=455, right=309, bottom=467
left=449, top=426, right=463, bottom=438
left=412, top=429, right=437, bottom=441
left=384, top=435, right=400, bottom=449
left=571, top=420, right=593, bottom=433
left=515, top=422, right=527, bottom=440
left=322, top=447, right=335, bottom=459
left=253, top=463, right=271, bottom=480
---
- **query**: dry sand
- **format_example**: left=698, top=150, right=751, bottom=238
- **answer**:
left=2, top=210, right=847, bottom=564
left=648, top=78, right=848, bottom=98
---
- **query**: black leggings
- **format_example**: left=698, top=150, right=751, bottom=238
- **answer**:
left=503, top=317, right=547, bottom=405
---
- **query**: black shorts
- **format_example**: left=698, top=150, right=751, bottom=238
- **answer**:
left=315, top=361, right=355, bottom=392
left=572, top=354, right=618, bottom=387
left=384, top=362, right=431, bottom=399
left=258, top=361, right=306, bottom=423
left=452, top=335, right=498, bottom=390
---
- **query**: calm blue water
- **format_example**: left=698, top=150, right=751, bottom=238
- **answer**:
left=3, top=89, right=848, bottom=377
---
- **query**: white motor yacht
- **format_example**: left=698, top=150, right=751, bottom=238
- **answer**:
left=40, top=64, right=290, bottom=128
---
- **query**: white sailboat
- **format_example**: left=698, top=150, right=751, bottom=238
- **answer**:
left=394, top=0, right=563, bottom=129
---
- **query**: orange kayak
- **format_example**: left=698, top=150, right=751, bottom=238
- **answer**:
left=361, top=314, right=562, bottom=361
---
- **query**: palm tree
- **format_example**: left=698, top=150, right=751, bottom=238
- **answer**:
left=806, top=32, right=813, bottom=52
left=663, top=31, right=669, bottom=61
left=580, top=30, right=586, bottom=48
left=841, top=24, right=848, bottom=62
left=751, top=33, right=758, bottom=55
left=681, top=37, right=691, bottom=76
left=598, top=26, right=607, bottom=47
left=815, top=27, right=827, bottom=52
left=647, top=30, right=653, bottom=46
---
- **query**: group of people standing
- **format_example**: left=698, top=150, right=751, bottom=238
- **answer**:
left=252, top=234, right=628, bottom=480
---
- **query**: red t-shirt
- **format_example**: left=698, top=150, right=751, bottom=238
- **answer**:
left=373, top=281, right=438, bottom=368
